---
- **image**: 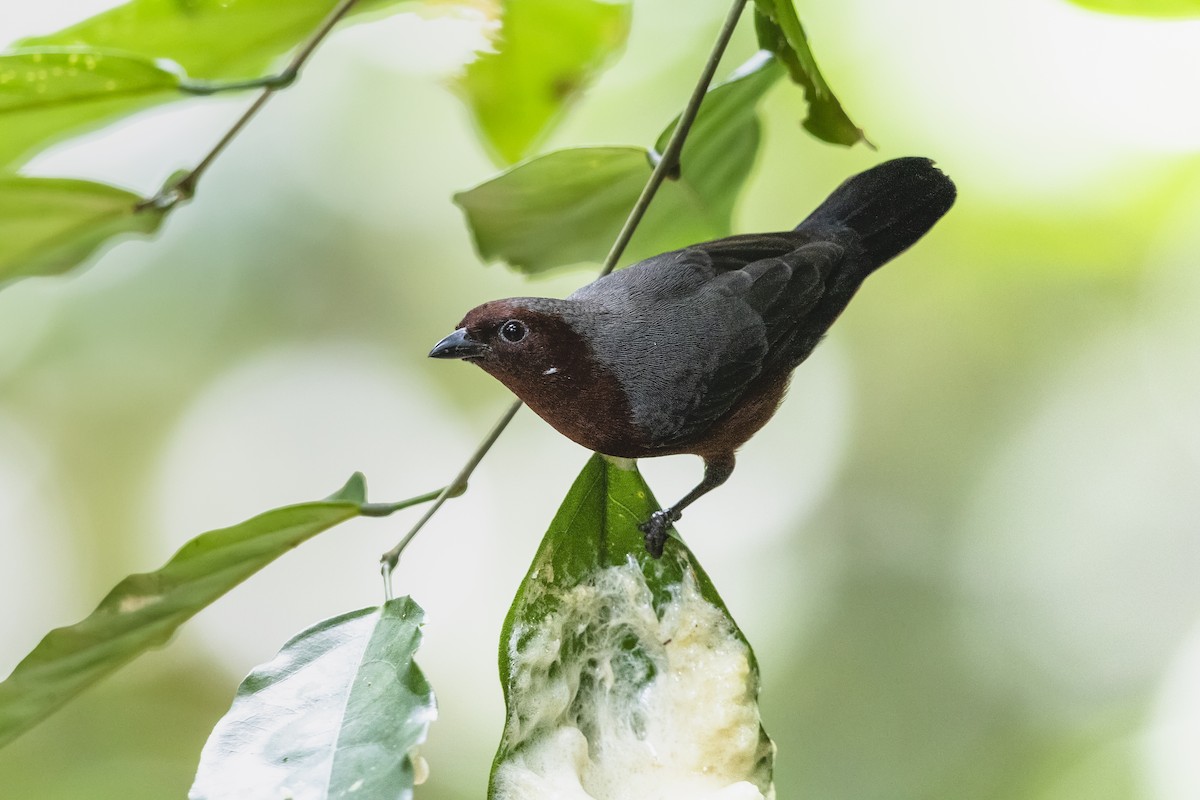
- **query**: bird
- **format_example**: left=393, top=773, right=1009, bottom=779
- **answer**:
left=430, top=157, right=956, bottom=558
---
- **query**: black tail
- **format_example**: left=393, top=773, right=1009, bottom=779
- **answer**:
left=798, top=157, right=956, bottom=273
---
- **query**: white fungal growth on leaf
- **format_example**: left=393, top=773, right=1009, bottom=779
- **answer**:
left=493, top=559, right=774, bottom=799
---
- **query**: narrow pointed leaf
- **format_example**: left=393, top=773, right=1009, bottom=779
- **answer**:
left=0, top=177, right=166, bottom=285
left=455, top=55, right=783, bottom=274
left=490, top=454, right=775, bottom=798
left=190, top=597, right=436, bottom=800
left=459, top=0, right=631, bottom=164
left=1067, top=0, right=1200, bottom=16
left=0, top=49, right=183, bottom=169
left=753, top=0, right=869, bottom=146
left=0, top=474, right=434, bottom=748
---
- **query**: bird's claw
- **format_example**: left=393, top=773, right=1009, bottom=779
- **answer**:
left=638, top=509, right=677, bottom=559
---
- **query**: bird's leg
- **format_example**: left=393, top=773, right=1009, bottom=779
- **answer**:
left=639, top=455, right=736, bottom=559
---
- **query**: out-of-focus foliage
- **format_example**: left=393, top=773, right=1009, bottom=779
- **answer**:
left=0, top=50, right=182, bottom=170
left=458, top=0, right=631, bottom=164
left=1068, top=0, right=1200, bottom=17
left=454, top=54, right=784, bottom=273
left=17, top=0, right=407, bottom=80
left=491, top=454, right=773, bottom=798
left=191, top=597, right=435, bottom=800
left=0, top=474, right=430, bottom=748
left=3, top=0, right=412, bottom=172
left=0, top=0, right=421, bottom=286
left=752, top=0, right=867, bottom=146
left=0, top=177, right=164, bottom=284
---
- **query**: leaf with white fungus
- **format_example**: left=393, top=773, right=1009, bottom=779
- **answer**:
left=490, top=454, right=775, bottom=799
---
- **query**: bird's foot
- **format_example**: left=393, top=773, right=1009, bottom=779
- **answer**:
left=638, top=508, right=680, bottom=559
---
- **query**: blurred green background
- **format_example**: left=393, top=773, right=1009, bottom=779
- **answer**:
left=2, top=0, right=1200, bottom=798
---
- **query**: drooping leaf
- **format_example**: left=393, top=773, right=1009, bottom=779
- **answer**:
left=459, top=0, right=631, bottom=164
left=0, top=474, right=432, bottom=749
left=490, top=454, right=775, bottom=799
left=190, top=597, right=436, bottom=800
left=454, top=55, right=784, bottom=274
left=0, top=49, right=184, bottom=169
left=753, top=0, right=869, bottom=146
left=18, top=0, right=405, bottom=81
left=1067, top=0, right=1200, bottom=16
left=0, top=177, right=166, bottom=285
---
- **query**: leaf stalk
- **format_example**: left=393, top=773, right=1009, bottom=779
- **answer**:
left=136, top=0, right=359, bottom=212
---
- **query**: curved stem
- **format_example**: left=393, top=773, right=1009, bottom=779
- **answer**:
left=138, top=0, right=359, bottom=211
left=379, top=0, right=750, bottom=596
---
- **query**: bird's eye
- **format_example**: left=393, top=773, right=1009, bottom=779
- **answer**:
left=499, top=319, right=527, bottom=343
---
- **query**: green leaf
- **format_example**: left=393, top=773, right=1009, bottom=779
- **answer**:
left=0, top=177, right=166, bottom=285
left=454, top=55, right=784, bottom=274
left=490, top=454, right=775, bottom=798
left=331, top=471, right=369, bottom=504
left=0, top=49, right=183, bottom=169
left=634, top=52, right=786, bottom=257
left=2, top=0, right=407, bottom=169
left=190, top=598, right=436, bottom=800
left=455, top=145, right=649, bottom=273
left=753, top=0, right=869, bottom=146
left=459, top=0, right=631, bottom=164
left=0, top=476, right=434, bottom=749
left=17, top=0, right=405, bottom=82
left=1067, top=0, right=1200, bottom=16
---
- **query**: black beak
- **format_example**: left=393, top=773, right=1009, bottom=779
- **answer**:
left=429, top=328, right=487, bottom=360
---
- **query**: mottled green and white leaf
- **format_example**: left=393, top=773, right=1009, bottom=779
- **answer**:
left=490, top=454, right=774, bottom=799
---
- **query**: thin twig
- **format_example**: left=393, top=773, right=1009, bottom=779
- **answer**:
left=137, top=0, right=359, bottom=211
left=380, top=399, right=522, bottom=600
left=379, top=0, right=750, bottom=596
left=598, top=0, right=748, bottom=278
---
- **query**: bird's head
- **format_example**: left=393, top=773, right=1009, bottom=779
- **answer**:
left=428, top=298, right=584, bottom=393
left=429, top=297, right=644, bottom=456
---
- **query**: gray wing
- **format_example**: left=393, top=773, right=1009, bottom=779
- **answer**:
left=581, top=239, right=842, bottom=448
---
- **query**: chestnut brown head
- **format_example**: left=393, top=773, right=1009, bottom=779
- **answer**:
left=429, top=298, right=570, bottom=375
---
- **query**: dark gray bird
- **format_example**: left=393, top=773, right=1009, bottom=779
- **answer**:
left=431, top=157, right=956, bottom=556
